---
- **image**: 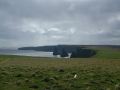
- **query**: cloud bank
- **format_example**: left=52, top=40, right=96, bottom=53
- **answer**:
left=0, top=0, right=120, bottom=48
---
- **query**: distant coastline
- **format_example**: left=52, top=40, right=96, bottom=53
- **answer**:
left=18, top=45, right=120, bottom=52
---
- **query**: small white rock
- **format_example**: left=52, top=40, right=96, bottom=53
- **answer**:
left=74, top=74, right=77, bottom=79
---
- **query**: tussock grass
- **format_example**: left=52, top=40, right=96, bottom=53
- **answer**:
left=0, top=55, right=120, bottom=90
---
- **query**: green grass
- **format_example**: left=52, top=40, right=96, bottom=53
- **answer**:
left=92, top=48, right=120, bottom=59
left=0, top=55, right=120, bottom=90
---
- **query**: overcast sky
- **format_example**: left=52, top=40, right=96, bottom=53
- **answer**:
left=0, top=0, right=120, bottom=48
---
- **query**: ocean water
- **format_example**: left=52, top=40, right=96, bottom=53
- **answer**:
left=0, top=49, right=53, bottom=57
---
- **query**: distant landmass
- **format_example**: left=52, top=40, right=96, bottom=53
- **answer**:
left=18, top=45, right=79, bottom=53
left=18, top=45, right=120, bottom=52
left=18, top=45, right=120, bottom=58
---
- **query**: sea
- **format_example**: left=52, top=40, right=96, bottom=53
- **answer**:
left=0, top=49, right=53, bottom=57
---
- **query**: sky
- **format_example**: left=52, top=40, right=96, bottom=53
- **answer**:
left=0, top=0, right=120, bottom=48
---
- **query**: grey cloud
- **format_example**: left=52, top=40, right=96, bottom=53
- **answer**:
left=0, top=0, right=120, bottom=48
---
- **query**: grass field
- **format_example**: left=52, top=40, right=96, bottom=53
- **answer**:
left=0, top=55, right=120, bottom=90
left=93, top=48, right=120, bottom=59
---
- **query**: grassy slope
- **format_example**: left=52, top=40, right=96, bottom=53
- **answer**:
left=90, top=47, right=120, bottom=59
left=0, top=55, right=120, bottom=90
